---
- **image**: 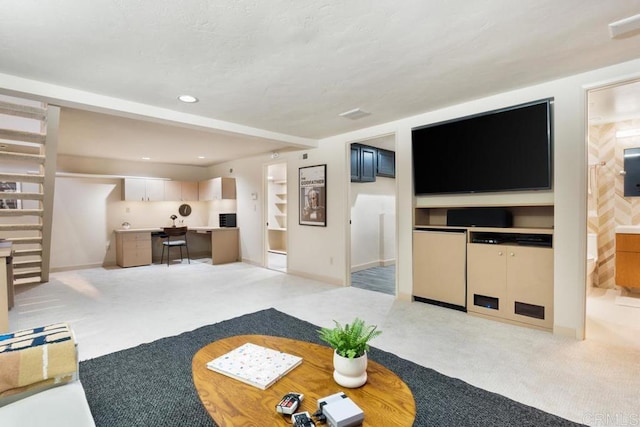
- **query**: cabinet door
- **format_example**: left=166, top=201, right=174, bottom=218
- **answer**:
left=212, top=177, right=236, bottom=199
left=181, top=182, right=199, bottom=201
left=413, top=230, right=466, bottom=307
left=359, top=146, right=377, bottom=182
left=123, top=178, right=146, bottom=201
left=350, top=145, right=361, bottom=182
left=145, top=180, right=165, bottom=201
left=164, top=181, right=182, bottom=201
left=467, top=243, right=508, bottom=317
left=377, top=149, right=395, bottom=178
left=506, top=246, right=553, bottom=328
left=199, top=179, right=213, bottom=201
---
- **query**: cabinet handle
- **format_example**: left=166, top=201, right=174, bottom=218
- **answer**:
left=498, top=251, right=503, bottom=256
left=510, top=252, right=515, bottom=257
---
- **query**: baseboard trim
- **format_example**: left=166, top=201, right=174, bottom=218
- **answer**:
left=285, top=268, right=343, bottom=286
left=50, top=263, right=105, bottom=273
left=350, top=259, right=396, bottom=273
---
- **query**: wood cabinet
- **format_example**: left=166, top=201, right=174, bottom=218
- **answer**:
left=350, top=144, right=377, bottom=182
left=199, top=177, right=236, bottom=201
left=377, top=148, right=395, bottom=178
left=413, top=230, right=467, bottom=308
left=165, top=181, right=199, bottom=201
left=615, top=233, right=640, bottom=289
left=467, top=242, right=553, bottom=330
left=211, top=228, right=240, bottom=264
left=116, top=232, right=152, bottom=267
left=123, top=178, right=165, bottom=201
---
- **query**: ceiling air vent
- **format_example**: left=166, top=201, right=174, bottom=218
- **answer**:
left=339, top=108, right=371, bottom=120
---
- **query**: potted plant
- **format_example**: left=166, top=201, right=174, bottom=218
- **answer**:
left=318, top=318, right=382, bottom=388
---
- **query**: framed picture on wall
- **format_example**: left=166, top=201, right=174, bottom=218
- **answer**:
left=0, top=181, right=20, bottom=209
left=299, top=164, right=326, bottom=227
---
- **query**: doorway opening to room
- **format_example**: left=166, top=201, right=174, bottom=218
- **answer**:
left=585, top=78, right=640, bottom=351
left=348, top=134, right=397, bottom=296
left=266, top=162, right=287, bottom=272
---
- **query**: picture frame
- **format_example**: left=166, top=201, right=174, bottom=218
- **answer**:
left=299, top=164, right=326, bottom=227
left=0, top=181, right=20, bottom=209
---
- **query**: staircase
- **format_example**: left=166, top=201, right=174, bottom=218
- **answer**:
left=0, top=98, right=59, bottom=285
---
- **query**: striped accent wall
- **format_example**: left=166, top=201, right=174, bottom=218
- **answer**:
left=588, top=119, right=640, bottom=288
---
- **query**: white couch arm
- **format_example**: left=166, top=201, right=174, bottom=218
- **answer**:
left=0, top=380, right=95, bottom=427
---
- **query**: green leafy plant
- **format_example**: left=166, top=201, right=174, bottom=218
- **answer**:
left=318, top=318, right=382, bottom=359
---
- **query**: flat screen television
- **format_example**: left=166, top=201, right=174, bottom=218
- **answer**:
left=412, top=99, right=553, bottom=195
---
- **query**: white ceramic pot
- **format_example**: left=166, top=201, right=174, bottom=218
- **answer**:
left=332, top=350, right=368, bottom=388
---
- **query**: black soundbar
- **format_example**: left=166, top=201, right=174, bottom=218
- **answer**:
left=447, top=208, right=513, bottom=228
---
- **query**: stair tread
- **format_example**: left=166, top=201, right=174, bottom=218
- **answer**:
left=0, top=128, right=46, bottom=144
left=0, top=151, right=46, bottom=163
left=0, top=101, right=46, bottom=120
left=0, top=191, right=43, bottom=198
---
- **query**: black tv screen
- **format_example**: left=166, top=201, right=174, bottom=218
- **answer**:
left=412, top=99, right=552, bottom=195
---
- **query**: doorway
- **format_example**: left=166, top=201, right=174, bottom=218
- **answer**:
left=349, top=134, right=397, bottom=296
left=585, top=79, right=640, bottom=350
left=266, top=162, right=287, bottom=272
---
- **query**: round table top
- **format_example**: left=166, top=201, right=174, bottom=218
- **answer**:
left=192, top=334, right=415, bottom=426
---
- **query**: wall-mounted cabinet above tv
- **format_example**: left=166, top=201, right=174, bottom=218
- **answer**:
left=412, top=99, right=553, bottom=195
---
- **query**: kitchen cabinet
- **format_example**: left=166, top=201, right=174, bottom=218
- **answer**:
left=377, top=148, right=395, bottom=178
left=165, top=181, right=199, bottom=201
left=350, top=144, right=377, bottom=182
left=199, top=177, right=236, bottom=201
left=116, top=232, right=152, bottom=267
left=123, top=178, right=165, bottom=201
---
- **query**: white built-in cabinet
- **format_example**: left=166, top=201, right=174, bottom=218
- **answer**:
left=198, top=177, right=236, bottom=201
left=164, top=181, right=199, bottom=201
left=123, top=178, right=165, bottom=201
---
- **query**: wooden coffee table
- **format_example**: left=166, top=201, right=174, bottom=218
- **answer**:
left=192, top=335, right=415, bottom=426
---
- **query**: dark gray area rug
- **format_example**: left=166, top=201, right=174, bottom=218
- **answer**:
left=79, top=308, right=584, bottom=426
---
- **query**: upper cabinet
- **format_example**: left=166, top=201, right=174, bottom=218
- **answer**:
left=351, top=144, right=377, bottom=182
left=123, top=178, right=165, bottom=201
left=377, top=148, right=395, bottom=178
left=351, top=143, right=395, bottom=182
left=123, top=179, right=199, bottom=201
left=199, top=177, right=236, bottom=201
left=165, top=181, right=199, bottom=201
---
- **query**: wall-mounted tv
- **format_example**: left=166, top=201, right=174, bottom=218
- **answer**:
left=412, top=99, right=553, bottom=195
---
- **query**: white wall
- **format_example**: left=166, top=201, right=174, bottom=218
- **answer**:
left=45, top=58, right=640, bottom=338
left=350, top=177, right=396, bottom=271
left=209, top=141, right=349, bottom=284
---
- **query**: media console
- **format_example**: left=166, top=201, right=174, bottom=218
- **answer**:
left=413, top=205, right=554, bottom=331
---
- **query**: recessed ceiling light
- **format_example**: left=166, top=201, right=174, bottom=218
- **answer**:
left=142, top=157, right=151, bottom=160
left=178, top=95, right=199, bottom=103
left=198, top=156, right=205, bottom=159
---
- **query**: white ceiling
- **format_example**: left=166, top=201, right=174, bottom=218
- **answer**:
left=1, top=1, right=640, bottom=166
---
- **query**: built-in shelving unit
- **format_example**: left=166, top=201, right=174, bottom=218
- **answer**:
left=413, top=204, right=555, bottom=331
left=268, top=178, right=287, bottom=254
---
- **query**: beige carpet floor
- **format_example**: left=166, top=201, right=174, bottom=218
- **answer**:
left=8, top=260, right=640, bottom=426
